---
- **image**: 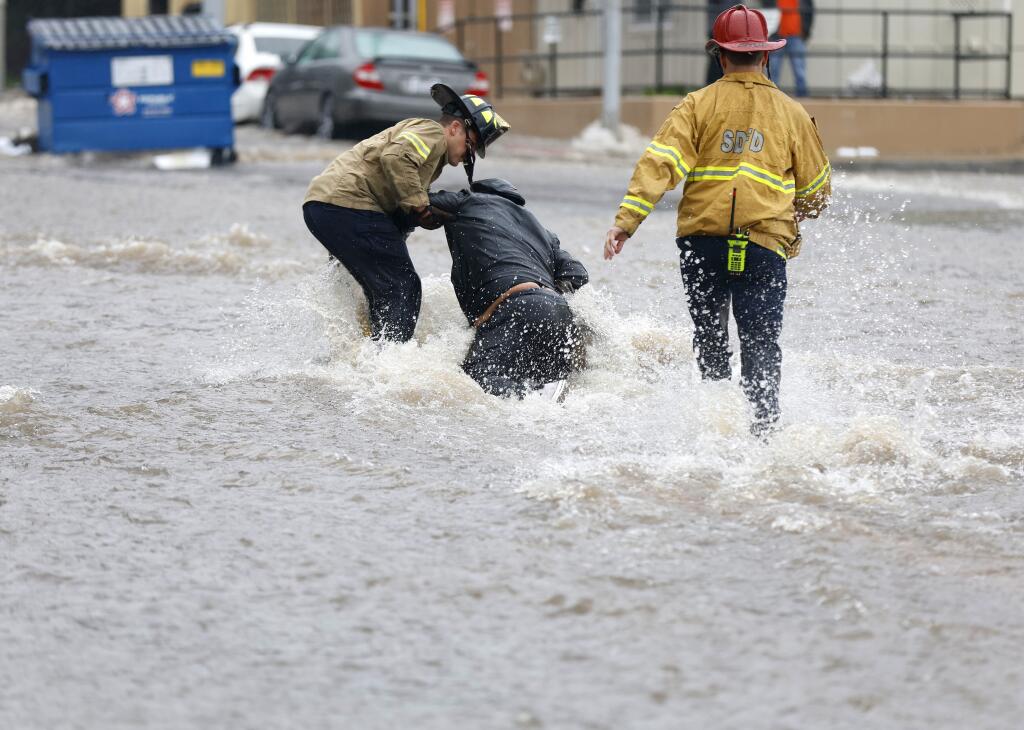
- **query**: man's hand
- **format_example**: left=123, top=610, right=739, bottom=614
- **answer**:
left=604, top=226, right=629, bottom=260
left=411, top=205, right=457, bottom=230
left=554, top=278, right=576, bottom=295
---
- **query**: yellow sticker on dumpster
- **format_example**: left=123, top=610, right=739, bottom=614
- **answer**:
left=192, top=60, right=225, bottom=78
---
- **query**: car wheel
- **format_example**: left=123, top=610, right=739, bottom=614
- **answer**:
left=260, top=93, right=279, bottom=130
left=315, top=95, right=336, bottom=140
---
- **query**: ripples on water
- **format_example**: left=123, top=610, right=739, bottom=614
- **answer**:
left=2, top=162, right=1023, bottom=728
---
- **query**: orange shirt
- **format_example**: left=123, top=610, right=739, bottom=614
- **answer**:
left=778, top=0, right=803, bottom=37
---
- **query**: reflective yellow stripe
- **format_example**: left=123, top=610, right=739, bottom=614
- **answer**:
left=692, top=163, right=789, bottom=185
left=400, top=131, right=430, bottom=160
left=689, top=163, right=795, bottom=194
left=400, top=131, right=430, bottom=159
left=621, top=201, right=651, bottom=216
left=620, top=194, right=654, bottom=217
left=647, top=149, right=686, bottom=180
left=796, top=161, right=831, bottom=198
left=645, top=142, right=688, bottom=181
left=648, top=141, right=691, bottom=173
left=624, top=194, right=654, bottom=209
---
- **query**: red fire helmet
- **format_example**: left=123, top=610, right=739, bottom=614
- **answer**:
left=705, top=4, right=787, bottom=54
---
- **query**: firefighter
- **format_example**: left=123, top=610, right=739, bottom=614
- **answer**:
left=302, top=84, right=510, bottom=342
left=603, top=4, right=831, bottom=436
left=429, top=178, right=589, bottom=399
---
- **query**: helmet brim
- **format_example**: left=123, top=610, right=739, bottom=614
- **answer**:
left=706, top=37, right=787, bottom=53
left=431, top=82, right=491, bottom=158
left=431, top=83, right=470, bottom=119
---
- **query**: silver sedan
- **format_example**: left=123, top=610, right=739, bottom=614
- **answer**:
left=262, top=26, right=489, bottom=138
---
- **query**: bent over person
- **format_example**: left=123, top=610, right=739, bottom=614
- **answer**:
left=604, top=4, right=831, bottom=436
left=429, top=179, right=589, bottom=398
left=302, top=85, right=509, bottom=342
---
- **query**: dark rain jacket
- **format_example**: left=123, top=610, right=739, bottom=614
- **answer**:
left=429, top=179, right=589, bottom=325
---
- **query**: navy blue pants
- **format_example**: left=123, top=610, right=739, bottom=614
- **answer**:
left=678, top=236, right=787, bottom=427
left=303, top=201, right=420, bottom=342
left=463, top=288, right=583, bottom=397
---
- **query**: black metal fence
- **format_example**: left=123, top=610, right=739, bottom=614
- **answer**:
left=438, top=4, right=1014, bottom=100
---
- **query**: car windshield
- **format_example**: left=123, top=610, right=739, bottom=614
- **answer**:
left=254, top=36, right=314, bottom=58
left=355, top=31, right=465, bottom=63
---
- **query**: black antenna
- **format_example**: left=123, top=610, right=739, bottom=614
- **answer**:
left=728, top=187, right=737, bottom=233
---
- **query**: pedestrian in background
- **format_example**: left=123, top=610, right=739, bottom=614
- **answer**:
left=764, top=0, right=814, bottom=97
left=604, top=4, right=831, bottom=436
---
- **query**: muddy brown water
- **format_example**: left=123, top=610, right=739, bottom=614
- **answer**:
left=2, top=119, right=1023, bottom=728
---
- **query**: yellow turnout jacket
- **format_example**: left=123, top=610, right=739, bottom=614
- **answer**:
left=614, top=71, right=831, bottom=258
left=305, top=118, right=448, bottom=215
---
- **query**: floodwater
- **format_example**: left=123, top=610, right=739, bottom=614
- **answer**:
left=2, top=117, right=1023, bottom=728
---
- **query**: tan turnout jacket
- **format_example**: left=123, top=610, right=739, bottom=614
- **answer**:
left=614, top=71, right=831, bottom=258
left=305, top=118, right=448, bottom=215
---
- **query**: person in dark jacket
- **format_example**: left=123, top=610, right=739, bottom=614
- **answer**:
left=428, top=179, right=589, bottom=398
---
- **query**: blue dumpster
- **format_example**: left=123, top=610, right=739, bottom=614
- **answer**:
left=22, top=16, right=238, bottom=155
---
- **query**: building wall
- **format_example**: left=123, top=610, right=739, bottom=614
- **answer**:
left=526, top=0, right=1023, bottom=100
left=117, top=0, right=1023, bottom=99
left=430, top=1, right=539, bottom=95
left=122, top=0, right=356, bottom=25
left=798, top=0, right=1019, bottom=99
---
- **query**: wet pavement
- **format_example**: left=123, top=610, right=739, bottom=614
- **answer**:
left=2, top=97, right=1023, bottom=729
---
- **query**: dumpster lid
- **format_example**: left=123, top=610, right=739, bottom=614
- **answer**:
left=27, top=15, right=235, bottom=51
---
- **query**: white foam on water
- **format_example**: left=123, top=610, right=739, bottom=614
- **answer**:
left=189, top=164, right=1022, bottom=546
left=197, top=257, right=1020, bottom=540
left=0, top=385, right=38, bottom=415
left=198, top=267, right=478, bottom=400
left=0, top=226, right=304, bottom=278
left=217, top=222, right=271, bottom=249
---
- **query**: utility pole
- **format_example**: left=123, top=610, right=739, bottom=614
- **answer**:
left=602, top=0, right=622, bottom=137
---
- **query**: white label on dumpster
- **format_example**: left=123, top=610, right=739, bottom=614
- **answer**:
left=111, top=55, right=174, bottom=87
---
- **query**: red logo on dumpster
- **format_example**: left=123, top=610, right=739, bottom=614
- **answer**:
left=109, top=88, right=137, bottom=116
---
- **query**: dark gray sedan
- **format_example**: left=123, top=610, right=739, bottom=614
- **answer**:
left=261, top=26, right=489, bottom=138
